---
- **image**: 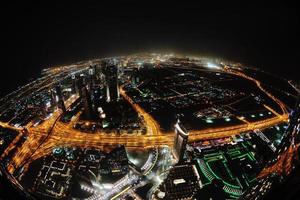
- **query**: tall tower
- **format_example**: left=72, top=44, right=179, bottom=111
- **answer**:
left=131, top=68, right=139, bottom=87
left=173, top=118, right=189, bottom=163
left=50, top=88, right=56, bottom=107
left=76, top=76, right=84, bottom=97
left=88, top=65, right=96, bottom=90
left=290, top=95, right=300, bottom=144
left=81, top=85, right=94, bottom=119
left=103, top=62, right=119, bottom=102
left=293, top=95, right=300, bottom=121
left=76, top=75, right=94, bottom=119
left=54, top=85, right=66, bottom=113
left=71, top=73, right=77, bottom=94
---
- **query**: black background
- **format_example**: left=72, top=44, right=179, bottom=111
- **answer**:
left=1, top=1, right=299, bottom=97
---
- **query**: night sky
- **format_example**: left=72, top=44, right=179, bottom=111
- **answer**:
left=2, top=1, right=299, bottom=97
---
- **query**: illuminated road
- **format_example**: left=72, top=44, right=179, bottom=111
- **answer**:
left=23, top=110, right=288, bottom=172
left=119, top=86, right=161, bottom=136
left=258, top=144, right=298, bottom=178
left=1, top=66, right=289, bottom=176
left=224, top=66, right=288, bottom=116
left=258, top=124, right=300, bottom=178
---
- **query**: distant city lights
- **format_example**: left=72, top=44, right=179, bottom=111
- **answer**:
left=207, top=62, right=220, bottom=69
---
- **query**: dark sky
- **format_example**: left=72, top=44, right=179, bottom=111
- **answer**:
left=2, top=1, right=299, bottom=97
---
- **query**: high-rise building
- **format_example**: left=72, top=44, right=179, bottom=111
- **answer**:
left=81, top=85, right=94, bottom=119
left=50, top=89, right=56, bottom=107
left=292, top=95, right=300, bottom=121
left=173, top=119, right=189, bottom=163
left=71, top=73, right=77, bottom=94
left=131, top=68, right=139, bottom=87
left=88, top=65, right=96, bottom=90
left=103, top=62, right=119, bottom=102
left=75, top=75, right=95, bottom=119
left=289, top=95, right=300, bottom=146
left=118, top=62, right=124, bottom=75
left=76, top=76, right=84, bottom=97
left=54, top=85, right=66, bottom=113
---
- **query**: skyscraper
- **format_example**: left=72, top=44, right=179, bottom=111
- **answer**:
left=71, top=73, right=77, bottom=94
left=76, top=76, right=84, bottom=97
left=131, top=68, right=139, bottom=87
left=75, top=74, right=95, bottom=119
left=50, top=88, right=56, bottom=107
left=103, top=62, right=119, bottom=102
left=173, top=118, right=189, bottom=163
left=54, top=85, right=66, bottom=113
left=81, top=85, right=94, bottom=119
left=287, top=95, right=300, bottom=147
left=88, top=65, right=96, bottom=90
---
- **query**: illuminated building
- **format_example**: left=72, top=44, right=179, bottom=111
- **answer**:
left=173, top=118, right=189, bottom=163
left=50, top=88, right=56, bottom=106
left=288, top=95, right=300, bottom=144
left=131, top=68, right=139, bottom=87
left=294, top=96, right=300, bottom=143
left=81, top=86, right=94, bottom=119
left=76, top=74, right=95, bottom=119
left=103, top=62, right=119, bottom=102
left=76, top=76, right=84, bottom=97
left=88, top=65, right=95, bottom=90
left=54, top=85, right=66, bottom=113
left=71, top=73, right=77, bottom=94
left=156, top=164, right=200, bottom=200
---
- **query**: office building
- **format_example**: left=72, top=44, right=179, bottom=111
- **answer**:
left=81, top=86, right=94, bottom=119
left=173, top=118, right=189, bottom=163
left=103, top=62, right=119, bottom=102
left=54, top=85, right=66, bottom=113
